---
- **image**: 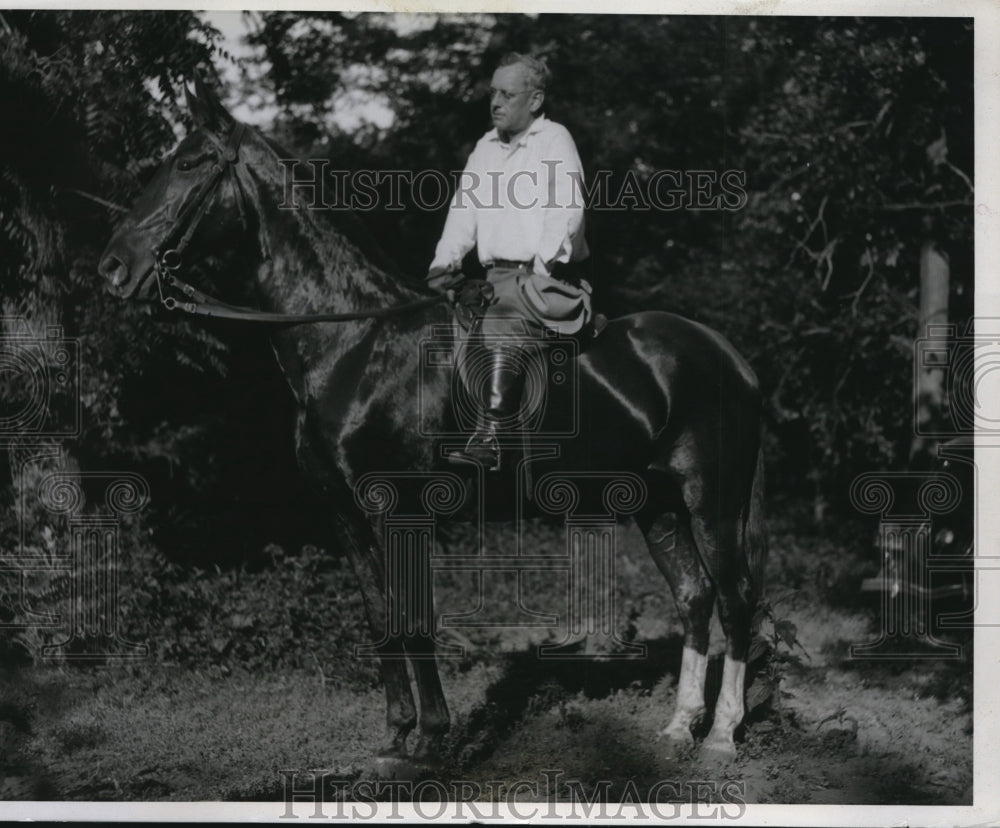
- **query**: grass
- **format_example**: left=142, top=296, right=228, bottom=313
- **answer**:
left=0, top=504, right=974, bottom=804
left=4, top=665, right=382, bottom=800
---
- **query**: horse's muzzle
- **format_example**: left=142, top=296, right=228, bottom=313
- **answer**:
left=98, top=242, right=156, bottom=300
left=98, top=253, right=132, bottom=296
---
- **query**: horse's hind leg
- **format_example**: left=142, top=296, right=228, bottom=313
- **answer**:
left=637, top=508, right=715, bottom=756
left=688, top=511, right=756, bottom=759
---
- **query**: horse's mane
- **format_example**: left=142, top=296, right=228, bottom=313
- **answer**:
left=257, top=131, right=438, bottom=299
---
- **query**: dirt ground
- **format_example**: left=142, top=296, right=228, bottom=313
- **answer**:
left=0, top=516, right=973, bottom=807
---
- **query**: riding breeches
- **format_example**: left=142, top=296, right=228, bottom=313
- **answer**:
left=482, top=265, right=592, bottom=337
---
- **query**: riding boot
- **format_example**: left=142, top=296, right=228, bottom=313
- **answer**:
left=448, top=346, right=525, bottom=471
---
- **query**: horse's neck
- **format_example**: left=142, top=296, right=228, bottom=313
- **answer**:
left=240, top=142, right=436, bottom=402
left=249, top=170, right=417, bottom=317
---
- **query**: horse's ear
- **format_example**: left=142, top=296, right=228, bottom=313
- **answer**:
left=184, top=75, right=235, bottom=133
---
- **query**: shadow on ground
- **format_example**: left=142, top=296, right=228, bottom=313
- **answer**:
left=230, top=634, right=782, bottom=802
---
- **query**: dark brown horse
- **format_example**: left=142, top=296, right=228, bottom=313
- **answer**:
left=98, top=81, right=767, bottom=775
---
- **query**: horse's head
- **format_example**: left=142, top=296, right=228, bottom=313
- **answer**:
left=99, top=78, right=253, bottom=300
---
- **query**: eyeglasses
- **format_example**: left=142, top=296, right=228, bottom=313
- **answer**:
left=489, top=87, right=532, bottom=103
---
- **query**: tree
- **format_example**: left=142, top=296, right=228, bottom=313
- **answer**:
left=0, top=11, right=314, bottom=659
left=239, top=14, right=972, bottom=512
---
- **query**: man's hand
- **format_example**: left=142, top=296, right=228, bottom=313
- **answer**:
left=427, top=266, right=462, bottom=293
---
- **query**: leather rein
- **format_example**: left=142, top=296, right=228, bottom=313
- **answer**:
left=152, top=122, right=448, bottom=324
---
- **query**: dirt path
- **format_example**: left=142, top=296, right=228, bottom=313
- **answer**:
left=0, top=520, right=973, bottom=805
left=0, top=608, right=971, bottom=805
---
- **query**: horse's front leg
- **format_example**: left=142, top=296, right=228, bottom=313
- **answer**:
left=364, top=514, right=451, bottom=769
left=334, top=510, right=417, bottom=765
left=406, top=635, right=450, bottom=767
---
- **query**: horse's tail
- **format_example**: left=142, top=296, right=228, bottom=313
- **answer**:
left=743, top=432, right=768, bottom=596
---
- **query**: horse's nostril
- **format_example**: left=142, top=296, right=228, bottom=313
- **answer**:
left=99, top=255, right=130, bottom=288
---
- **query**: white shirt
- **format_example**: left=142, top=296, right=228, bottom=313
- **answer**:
left=430, top=115, right=589, bottom=277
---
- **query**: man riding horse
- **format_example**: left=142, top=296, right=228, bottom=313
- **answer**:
left=99, top=74, right=767, bottom=768
left=427, top=53, right=591, bottom=471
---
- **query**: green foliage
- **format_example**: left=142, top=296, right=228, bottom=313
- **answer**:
left=244, top=13, right=972, bottom=509
left=0, top=10, right=288, bottom=661
left=122, top=543, right=373, bottom=685
left=0, top=12, right=976, bottom=667
left=0, top=501, right=152, bottom=664
left=0, top=9, right=235, bottom=450
left=746, top=590, right=811, bottom=720
left=0, top=11, right=221, bottom=284
left=722, top=18, right=972, bottom=505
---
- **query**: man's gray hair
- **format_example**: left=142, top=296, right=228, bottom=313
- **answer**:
left=497, top=52, right=552, bottom=92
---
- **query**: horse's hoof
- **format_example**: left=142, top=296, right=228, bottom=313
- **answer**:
left=411, top=738, right=444, bottom=770
left=659, top=727, right=695, bottom=760
left=698, top=738, right=737, bottom=765
left=361, top=755, right=425, bottom=783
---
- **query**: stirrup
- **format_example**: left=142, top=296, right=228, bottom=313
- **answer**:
left=447, top=433, right=501, bottom=471
left=592, top=313, right=608, bottom=337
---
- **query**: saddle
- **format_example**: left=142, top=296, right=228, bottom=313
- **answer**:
left=453, top=279, right=496, bottom=332
left=444, top=279, right=608, bottom=492
left=451, top=278, right=608, bottom=338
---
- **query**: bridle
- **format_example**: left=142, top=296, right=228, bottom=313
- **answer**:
left=150, top=122, right=448, bottom=324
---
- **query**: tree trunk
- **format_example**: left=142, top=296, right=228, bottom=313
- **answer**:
left=909, top=240, right=950, bottom=468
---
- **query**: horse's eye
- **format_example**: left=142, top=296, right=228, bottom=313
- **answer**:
left=176, top=154, right=212, bottom=172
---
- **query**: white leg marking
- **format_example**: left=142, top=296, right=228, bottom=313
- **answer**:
left=661, top=646, right=707, bottom=744
left=702, top=655, right=746, bottom=758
